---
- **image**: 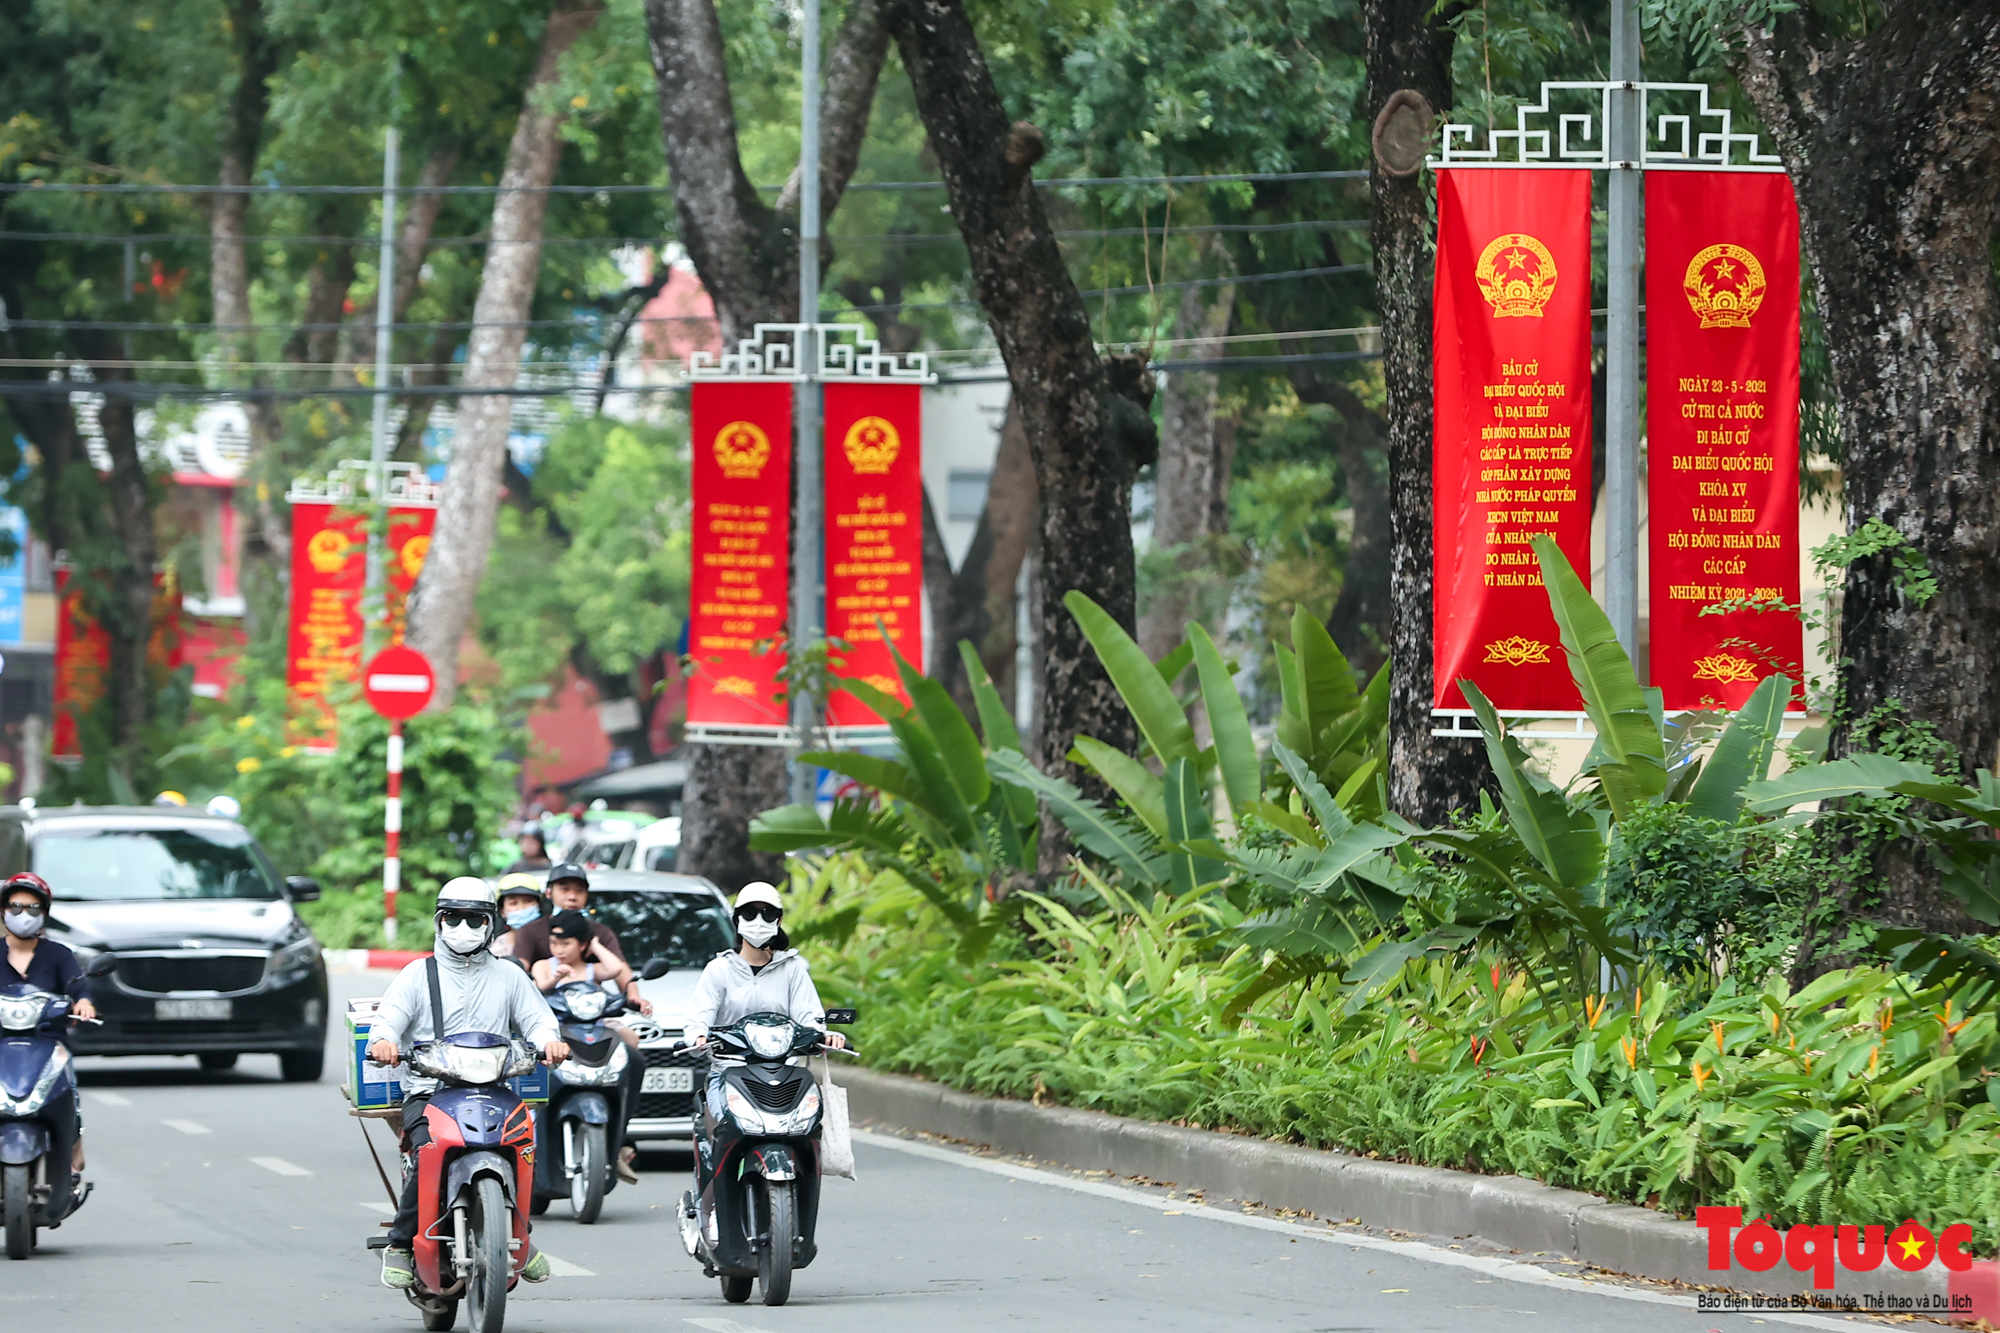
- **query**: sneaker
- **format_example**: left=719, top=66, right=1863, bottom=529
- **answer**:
left=519, top=1249, right=551, bottom=1284
left=381, top=1248, right=416, bottom=1290
left=615, top=1145, right=639, bottom=1184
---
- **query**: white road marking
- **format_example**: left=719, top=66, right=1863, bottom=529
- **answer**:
left=359, top=1202, right=393, bottom=1215
left=250, top=1157, right=312, bottom=1177
left=160, top=1119, right=211, bottom=1136
left=88, top=1091, right=132, bottom=1106
left=543, top=1253, right=594, bottom=1277
left=687, top=1320, right=775, bottom=1333
left=851, top=1128, right=1865, bottom=1332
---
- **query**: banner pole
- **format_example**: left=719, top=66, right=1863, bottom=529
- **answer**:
left=1604, top=0, right=1642, bottom=668
left=383, top=719, right=403, bottom=946
left=790, top=0, right=823, bottom=808
left=362, top=97, right=401, bottom=660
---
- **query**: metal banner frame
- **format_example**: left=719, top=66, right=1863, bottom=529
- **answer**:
left=285, top=459, right=443, bottom=509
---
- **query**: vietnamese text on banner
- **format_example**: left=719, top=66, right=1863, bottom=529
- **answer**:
left=822, top=381, right=924, bottom=727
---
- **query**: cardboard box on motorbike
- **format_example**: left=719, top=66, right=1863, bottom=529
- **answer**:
left=345, top=997, right=549, bottom=1109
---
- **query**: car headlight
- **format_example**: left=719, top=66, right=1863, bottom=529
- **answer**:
left=742, top=1019, right=795, bottom=1058
left=269, top=936, right=319, bottom=980
left=0, top=994, right=49, bottom=1033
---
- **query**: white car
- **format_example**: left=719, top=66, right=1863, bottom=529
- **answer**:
left=577, top=817, right=681, bottom=874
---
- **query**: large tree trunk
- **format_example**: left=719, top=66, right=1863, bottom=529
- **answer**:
left=646, top=0, right=891, bottom=885
left=882, top=0, right=1155, bottom=877
left=409, top=1, right=605, bottom=705
left=1365, top=0, right=1489, bottom=823
left=1729, top=4, right=2000, bottom=934
left=93, top=375, right=160, bottom=767
left=1138, top=267, right=1236, bottom=659
left=1289, top=372, right=1391, bottom=678
left=926, top=397, right=1038, bottom=713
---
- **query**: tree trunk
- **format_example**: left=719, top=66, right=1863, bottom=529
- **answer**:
left=1365, top=0, right=1489, bottom=823
left=926, top=396, right=1037, bottom=714
left=1729, top=4, right=2000, bottom=933
left=645, top=0, right=892, bottom=885
left=280, top=201, right=359, bottom=373
left=882, top=0, right=1154, bottom=876
left=1139, top=266, right=1236, bottom=659
left=93, top=374, right=160, bottom=765
left=409, top=1, right=605, bottom=705
left=1289, top=372, right=1391, bottom=679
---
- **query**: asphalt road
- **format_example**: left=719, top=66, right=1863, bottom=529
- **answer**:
left=8, top=967, right=1899, bottom=1331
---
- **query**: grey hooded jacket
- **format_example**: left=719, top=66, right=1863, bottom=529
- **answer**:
left=367, top=925, right=560, bottom=1093
left=684, top=949, right=826, bottom=1042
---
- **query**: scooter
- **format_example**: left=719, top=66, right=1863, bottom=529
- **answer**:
left=675, top=1008, right=855, bottom=1307
left=0, top=956, right=114, bottom=1260
left=531, top=969, right=661, bottom=1224
left=370, top=1033, right=543, bottom=1333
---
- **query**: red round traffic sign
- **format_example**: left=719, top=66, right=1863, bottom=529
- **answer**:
left=363, top=644, right=436, bottom=720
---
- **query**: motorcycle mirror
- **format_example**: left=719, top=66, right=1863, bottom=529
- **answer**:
left=84, top=953, right=118, bottom=978
left=640, top=957, right=669, bottom=981
left=825, top=1007, right=857, bottom=1025
left=284, top=875, right=322, bottom=902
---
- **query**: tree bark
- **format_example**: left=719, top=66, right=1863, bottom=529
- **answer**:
left=409, top=1, right=605, bottom=705
left=281, top=201, right=359, bottom=372
left=92, top=373, right=160, bottom=766
left=1728, top=3, right=2000, bottom=933
left=926, top=396, right=1038, bottom=714
left=645, top=0, right=892, bottom=886
left=1139, top=266, right=1236, bottom=659
left=1289, top=372, right=1391, bottom=678
left=1365, top=0, right=1489, bottom=823
left=881, top=0, right=1155, bottom=877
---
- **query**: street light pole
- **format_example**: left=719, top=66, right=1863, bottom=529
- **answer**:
left=1604, top=0, right=1642, bottom=668
left=789, top=0, right=823, bottom=807
left=362, top=116, right=400, bottom=654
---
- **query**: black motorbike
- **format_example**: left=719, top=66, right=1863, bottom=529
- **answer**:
left=0, top=955, right=114, bottom=1259
left=676, top=1008, right=854, bottom=1307
left=530, top=962, right=665, bottom=1224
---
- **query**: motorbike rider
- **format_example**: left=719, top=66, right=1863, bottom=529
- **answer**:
left=506, top=827, right=552, bottom=874
left=365, top=877, right=569, bottom=1291
left=488, top=873, right=546, bottom=965
left=507, top=863, right=627, bottom=970
left=527, top=905, right=650, bottom=1182
left=686, top=882, right=845, bottom=1054
left=0, top=873, right=95, bottom=1176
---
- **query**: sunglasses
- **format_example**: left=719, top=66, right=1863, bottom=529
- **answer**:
left=4, top=902, right=44, bottom=917
left=438, top=909, right=489, bottom=930
left=736, top=903, right=782, bottom=923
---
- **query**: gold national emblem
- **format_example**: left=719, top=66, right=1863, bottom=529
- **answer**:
left=1474, top=233, right=1558, bottom=318
left=398, top=534, right=430, bottom=580
left=843, top=416, right=901, bottom=474
left=713, top=676, right=758, bottom=697
left=306, top=528, right=352, bottom=575
left=1682, top=244, right=1766, bottom=330
left=1483, top=636, right=1552, bottom=667
left=864, top=674, right=901, bottom=695
left=713, top=421, right=772, bottom=480
left=1691, top=653, right=1759, bottom=685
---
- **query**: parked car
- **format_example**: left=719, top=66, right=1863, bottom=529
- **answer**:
left=576, top=817, right=681, bottom=874
left=570, top=869, right=733, bottom=1144
left=5, top=804, right=329, bottom=1080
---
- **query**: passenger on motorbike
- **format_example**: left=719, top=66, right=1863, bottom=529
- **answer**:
left=686, top=883, right=845, bottom=1054
left=487, top=874, right=546, bottom=966
left=0, top=874, right=94, bottom=1176
left=365, top=877, right=569, bottom=1291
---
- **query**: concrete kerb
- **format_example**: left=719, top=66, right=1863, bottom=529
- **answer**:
left=841, top=1066, right=1952, bottom=1305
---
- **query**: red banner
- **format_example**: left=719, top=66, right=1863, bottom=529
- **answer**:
left=1433, top=169, right=1594, bottom=709
left=53, top=570, right=183, bottom=759
left=1647, top=171, right=1803, bottom=710
left=822, top=382, right=924, bottom=728
left=286, top=502, right=437, bottom=745
left=686, top=381, right=793, bottom=733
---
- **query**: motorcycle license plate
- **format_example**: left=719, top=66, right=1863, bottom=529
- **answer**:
left=643, top=1067, right=692, bottom=1094
left=155, top=998, right=231, bottom=1021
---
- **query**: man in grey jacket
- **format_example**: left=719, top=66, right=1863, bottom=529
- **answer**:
left=367, top=877, right=569, bottom=1290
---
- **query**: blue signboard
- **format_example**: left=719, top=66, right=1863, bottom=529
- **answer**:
left=0, top=507, right=27, bottom=646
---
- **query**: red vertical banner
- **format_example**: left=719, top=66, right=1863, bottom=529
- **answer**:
left=822, top=382, right=924, bottom=728
left=286, top=502, right=367, bottom=744
left=51, top=569, right=109, bottom=760
left=384, top=506, right=436, bottom=644
left=1433, top=169, right=1594, bottom=709
left=686, top=381, right=793, bottom=733
left=1647, top=171, right=1803, bottom=710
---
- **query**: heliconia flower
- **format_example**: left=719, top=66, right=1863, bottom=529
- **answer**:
left=1584, top=996, right=1605, bottom=1030
left=1621, top=1036, right=1638, bottom=1069
left=1469, top=1035, right=1489, bottom=1065
left=1711, top=1021, right=1726, bottom=1055
left=1633, top=985, right=1644, bottom=1012
left=1692, top=1062, right=1711, bottom=1091
left=1868, top=1045, right=1879, bottom=1075
left=1769, top=1009, right=1782, bottom=1037
left=1881, top=1002, right=1894, bottom=1032
left=1491, top=963, right=1504, bottom=993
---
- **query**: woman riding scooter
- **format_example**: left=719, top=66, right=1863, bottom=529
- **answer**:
left=0, top=873, right=95, bottom=1181
left=684, top=883, right=845, bottom=1056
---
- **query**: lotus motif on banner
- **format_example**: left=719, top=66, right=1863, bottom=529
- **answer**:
left=1483, top=635, right=1553, bottom=667
left=1475, top=232, right=1558, bottom=317
left=1691, top=653, right=1760, bottom=685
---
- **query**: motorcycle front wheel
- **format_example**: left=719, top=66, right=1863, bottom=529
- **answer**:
left=464, top=1176, right=512, bottom=1333
left=569, top=1123, right=606, bottom=1223
left=3, top=1162, right=29, bottom=1260
left=755, top=1176, right=794, bottom=1306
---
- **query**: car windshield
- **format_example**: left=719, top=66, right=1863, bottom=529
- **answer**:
left=588, top=893, right=732, bottom=968
left=32, top=826, right=281, bottom=901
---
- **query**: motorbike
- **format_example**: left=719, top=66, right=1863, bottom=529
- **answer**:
left=676, top=1007, right=855, bottom=1307
left=370, top=1033, right=543, bottom=1333
left=530, top=968, right=661, bottom=1224
left=0, top=955, right=114, bottom=1261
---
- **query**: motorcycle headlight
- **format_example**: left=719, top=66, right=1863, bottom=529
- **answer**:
left=778, top=1083, right=822, bottom=1134
left=0, top=994, right=49, bottom=1033
left=723, top=1083, right=769, bottom=1132
left=556, top=1053, right=624, bottom=1086
left=742, top=1019, right=795, bottom=1059
left=565, top=989, right=609, bottom=1022
left=413, top=1041, right=511, bottom=1084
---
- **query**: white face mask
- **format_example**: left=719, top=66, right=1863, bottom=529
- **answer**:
left=737, top=917, right=779, bottom=949
left=3, top=909, right=43, bottom=939
left=440, top=922, right=488, bottom=956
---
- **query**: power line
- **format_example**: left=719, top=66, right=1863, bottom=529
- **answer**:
left=849, top=263, right=1369, bottom=315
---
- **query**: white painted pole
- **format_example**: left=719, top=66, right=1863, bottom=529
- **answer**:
left=1605, top=0, right=1642, bottom=668
left=363, top=119, right=401, bottom=654
left=790, top=0, right=823, bottom=807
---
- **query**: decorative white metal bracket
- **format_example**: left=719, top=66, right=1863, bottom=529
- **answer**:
left=688, top=322, right=938, bottom=383
left=1431, top=80, right=1784, bottom=173
left=1430, top=708, right=1813, bottom=742
left=285, top=459, right=442, bottom=508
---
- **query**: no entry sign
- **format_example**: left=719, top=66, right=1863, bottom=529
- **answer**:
left=363, top=644, right=435, bottom=720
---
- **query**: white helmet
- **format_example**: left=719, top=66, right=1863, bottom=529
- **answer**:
left=734, top=882, right=783, bottom=913
left=435, top=876, right=500, bottom=956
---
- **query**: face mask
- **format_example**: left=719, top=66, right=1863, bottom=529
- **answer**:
left=737, top=917, right=779, bottom=948
left=505, top=907, right=540, bottom=930
left=3, top=910, right=43, bottom=939
left=440, top=922, right=488, bottom=955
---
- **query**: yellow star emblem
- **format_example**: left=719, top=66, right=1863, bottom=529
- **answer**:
left=1712, top=258, right=1737, bottom=282
left=1895, top=1232, right=1926, bottom=1262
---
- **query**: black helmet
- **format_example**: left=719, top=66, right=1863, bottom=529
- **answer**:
left=546, top=862, right=590, bottom=892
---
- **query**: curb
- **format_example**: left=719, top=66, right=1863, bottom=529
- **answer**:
left=322, top=948, right=431, bottom=970
left=842, top=1066, right=1964, bottom=1311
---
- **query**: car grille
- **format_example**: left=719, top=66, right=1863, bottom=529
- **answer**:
left=116, top=954, right=267, bottom=995
left=637, top=1044, right=700, bottom=1120
left=744, top=1067, right=809, bottom=1112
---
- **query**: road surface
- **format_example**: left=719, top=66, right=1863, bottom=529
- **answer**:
left=10, top=967, right=1897, bottom=1331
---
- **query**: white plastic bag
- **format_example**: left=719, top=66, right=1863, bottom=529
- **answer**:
left=817, top=1056, right=856, bottom=1180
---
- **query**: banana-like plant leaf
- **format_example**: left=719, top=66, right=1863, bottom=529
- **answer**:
left=1291, top=606, right=1359, bottom=743
left=1272, top=741, right=1348, bottom=839
left=1069, top=735, right=1169, bottom=837
left=1316, top=660, right=1391, bottom=772
left=1464, top=681, right=1604, bottom=889
left=1247, top=800, right=1323, bottom=847
left=885, top=710, right=974, bottom=842
left=1333, top=757, right=1380, bottom=814
left=797, top=750, right=922, bottom=807
left=1273, top=642, right=1310, bottom=757
left=834, top=674, right=910, bottom=722
left=1190, top=624, right=1258, bottom=819
left=1685, top=674, right=1793, bottom=821
left=1743, top=754, right=1944, bottom=813
left=1531, top=534, right=1666, bottom=814
left=1163, top=756, right=1225, bottom=891
left=959, top=641, right=1022, bottom=752
left=1065, top=591, right=1197, bottom=764
left=1154, top=639, right=1195, bottom=689
left=893, top=639, right=990, bottom=811
left=1301, top=823, right=1408, bottom=891
left=986, top=750, right=1167, bottom=886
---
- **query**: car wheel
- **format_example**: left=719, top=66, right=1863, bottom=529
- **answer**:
left=279, top=1048, right=324, bottom=1082
left=198, top=1052, right=238, bottom=1072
